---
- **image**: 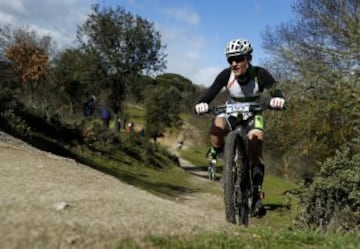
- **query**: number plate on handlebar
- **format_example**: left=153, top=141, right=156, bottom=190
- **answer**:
left=225, top=103, right=250, bottom=113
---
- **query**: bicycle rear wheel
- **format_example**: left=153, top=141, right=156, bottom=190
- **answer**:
left=223, top=131, right=249, bottom=225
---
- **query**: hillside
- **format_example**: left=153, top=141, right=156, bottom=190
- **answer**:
left=2, top=130, right=359, bottom=249
left=0, top=131, right=232, bottom=249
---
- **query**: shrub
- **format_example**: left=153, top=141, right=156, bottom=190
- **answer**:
left=82, top=126, right=97, bottom=144
left=0, top=109, right=32, bottom=137
left=295, top=147, right=360, bottom=232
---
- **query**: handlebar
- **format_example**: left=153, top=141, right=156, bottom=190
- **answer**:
left=196, top=102, right=285, bottom=116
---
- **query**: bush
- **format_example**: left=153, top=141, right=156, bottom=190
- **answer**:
left=0, top=109, right=32, bottom=137
left=295, top=147, right=360, bottom=232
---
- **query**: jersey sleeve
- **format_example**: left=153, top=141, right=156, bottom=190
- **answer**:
left=197, top=68, right=230, bottom=104
left=257, top=67, right=284, bottom=98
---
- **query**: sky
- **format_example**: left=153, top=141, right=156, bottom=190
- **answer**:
left=0, top=0, right=296, bottom=86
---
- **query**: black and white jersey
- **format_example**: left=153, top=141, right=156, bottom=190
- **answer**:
left=197, top=65, right=283, bottom=104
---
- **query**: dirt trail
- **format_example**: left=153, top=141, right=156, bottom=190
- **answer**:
left=0, top=131, right=231, bottom=249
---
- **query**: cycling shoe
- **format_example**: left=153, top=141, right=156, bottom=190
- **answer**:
left=252, top=199, right=266, bottom=218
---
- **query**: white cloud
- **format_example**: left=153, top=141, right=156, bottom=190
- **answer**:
left=160, top=6, right=199, bottom=26
left=156, top=22, right=217, bottom=85
left=0, top=1, right=27, bottom=15
left=152, top=4, right=221, bottom=86
left=192, top=66, right=222, bottom=87
left=0, top=0, right=91, bottom=49
left=0, top=12, right=16, bottom=24
left=0, top=0, right=215, bottom=85
left=164, top=40, right=221, bottom=87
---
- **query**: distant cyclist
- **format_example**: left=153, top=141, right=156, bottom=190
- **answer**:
left=205, top=146, right=217, bottom=161
left=206, top=146, right=217, bottom=181
left=176, top=140, right=184, bottom=151
left=194, top=38, right=285, bottom=216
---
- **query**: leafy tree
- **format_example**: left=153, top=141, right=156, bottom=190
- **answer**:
left=51, top=48, right=106, bottom=115
left=0, top=51, right=18, bottom=106
left=144, top=85, right=182, bottom=144
left=262, top=0, right=360, bottom=178
left=0, top=25, right=52, bottom=100
left=261, top=0, right=360, bottom=232
left=52, top=49, right=87, bottom=87
left=76, top=4, right=166, bottom=114
left=128, top=75, right=156, bottom=102
left=155, top=73, right=197, bottom=111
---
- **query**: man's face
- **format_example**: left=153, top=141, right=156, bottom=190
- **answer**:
left=227, top=55, right=249, bottom=76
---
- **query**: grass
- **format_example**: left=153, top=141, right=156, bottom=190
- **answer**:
left=180, top=144, right=299, bottom=230
left=179, top=145, right=224, bottom=168
left=72, top=142, right=200, bottom=200
left=116, top=229, right=360, bottom=249
left=254, top=174, right=299, bottom=230
left=163, top=144, right=358, bottom=248
left=6, top=104, right=359, bottom=249
left=124, top=103, right=146, bottom=129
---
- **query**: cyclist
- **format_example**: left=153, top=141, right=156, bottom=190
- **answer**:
left=205, top=146, right=217, bottom=161
left=206, top=146, right=217, bottom=180
left=194, top=38, right=285, bottom=216
left=176, top=140, right=184, bottom=151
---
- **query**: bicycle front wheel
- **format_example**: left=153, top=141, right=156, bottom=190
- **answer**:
left=223, top=131, right=249, bottom=225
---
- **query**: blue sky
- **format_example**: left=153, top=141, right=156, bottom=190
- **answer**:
left=0, top=0, right=296, bottom=86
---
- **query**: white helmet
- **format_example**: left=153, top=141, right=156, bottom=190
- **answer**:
left=225, top=39, right=253, bottom=58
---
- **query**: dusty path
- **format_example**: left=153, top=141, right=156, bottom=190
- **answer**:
left=0, top=132, right=231, bottom=249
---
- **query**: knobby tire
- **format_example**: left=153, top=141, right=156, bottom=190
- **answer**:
left=223, top=131, right=250, bottom=226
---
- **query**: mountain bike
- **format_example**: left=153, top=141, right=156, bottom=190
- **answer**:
left=212, top=102, right=273, bottom=227
left=208, top=158, right=217, bottom=181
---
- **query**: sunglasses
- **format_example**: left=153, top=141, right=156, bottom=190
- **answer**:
left=227, top=55, right=246, bottom=64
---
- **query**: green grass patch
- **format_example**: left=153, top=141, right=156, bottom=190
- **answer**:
left=125, top=103, right=146, bottom=128
left=116, top=229, right=360, bottom=249
left=179, top=144, right=300, bottom=230
left=254, top=175, right=300, bottom=230
left=263, top=175, right=298, bottom=204
left=179, top=145, right=223, bottom=168
left=71, top=142, right=199, bottom=200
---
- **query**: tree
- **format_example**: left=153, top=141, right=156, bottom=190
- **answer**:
left=0, top=25, right=52, bottom=99
left=261, top=0, right=360, bottom=178
left=155, top=73, right=197, bottom=112
left=51, top=48, right=99, bottom=114
left=144, top=85, right=182, bottom=144
left=261, top=0, right=360, bottom=231
left=263, top=0, right=359, bottom=78
left=76, top=4, right=167, bottom=115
